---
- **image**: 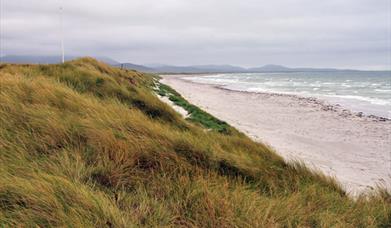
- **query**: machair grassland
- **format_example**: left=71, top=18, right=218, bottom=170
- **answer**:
left=0, top=58, right=389, bottom=227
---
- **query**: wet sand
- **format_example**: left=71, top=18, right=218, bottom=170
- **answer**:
left=161, top=74, right=391, bottom=195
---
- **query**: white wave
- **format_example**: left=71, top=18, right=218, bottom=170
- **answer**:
left=324, top=95, right=391, bottom=106
left=341, top=83, right=352, bottom=88
left=184, top=73, right=391, bottom=116
left=375, top=89, right=391, bottom=93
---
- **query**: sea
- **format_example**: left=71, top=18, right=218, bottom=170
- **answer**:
left=184, top=71, right=391, bottom=118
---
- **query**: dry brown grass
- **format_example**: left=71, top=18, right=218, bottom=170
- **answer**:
left=0, top=58, right=389, bottom=227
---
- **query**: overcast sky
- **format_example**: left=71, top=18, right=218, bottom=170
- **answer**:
left=0, top=0, right=390, bottom=69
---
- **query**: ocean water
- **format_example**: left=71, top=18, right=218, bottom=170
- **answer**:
left=184, top=71, right=391, bottom=118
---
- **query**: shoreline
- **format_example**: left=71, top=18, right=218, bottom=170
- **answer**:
left=179, top=74, right=390, bottom=122
left=161, top=74, right=391, bottom=195
left=215, top=85, right=390, bottom=122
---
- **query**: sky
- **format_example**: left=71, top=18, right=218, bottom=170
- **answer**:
left=0, top=0, right=390, bottom=70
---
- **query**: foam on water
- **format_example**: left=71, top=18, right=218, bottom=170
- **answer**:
left=185, top=71, right=391, bottom=118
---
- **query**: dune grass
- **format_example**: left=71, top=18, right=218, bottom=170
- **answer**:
left=0, top=58, right=389, bottom=227
left=157, top=83, right=234, bottom=134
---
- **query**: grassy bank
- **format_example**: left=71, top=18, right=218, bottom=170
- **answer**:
left=0, top=58, right=389, bottom=227
left=157, top=83, right=235, bottom=134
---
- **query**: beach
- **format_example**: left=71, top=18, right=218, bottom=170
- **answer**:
left=161, top=74, right=391, bottom=194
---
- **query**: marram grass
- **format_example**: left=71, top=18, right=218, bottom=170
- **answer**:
left=0, top=58, right=389, bottom=227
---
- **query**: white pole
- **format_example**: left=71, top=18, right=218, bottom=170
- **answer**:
left=60, top=1, right=64, bottom=63
left=0, top=0, right=3, bottom=63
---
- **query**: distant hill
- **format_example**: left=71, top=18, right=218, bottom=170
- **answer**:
left=116, top=63, right=155, bottom=72
left=249, top=64, right=359, bottom=73
left=191, top=65, right=247, bottom=73
left=0, top=55, right=120, bottom=65
left=151, top=65, right=245, bottom=73
left=149, top=64, right=359, bottom=73
left=249, top=64, right=291, bottom=72
left=1, top=56, right=366, bottom=73
left=149, top=65, right=201, bottom=73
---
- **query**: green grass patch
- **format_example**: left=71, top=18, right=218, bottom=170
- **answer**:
left=157, top=83, right=235, bottom=134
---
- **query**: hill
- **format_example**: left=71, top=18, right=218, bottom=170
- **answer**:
left=0, top=55, right=119, bottom=65
left=0, top=58, right=389, bottom=227
left=249, top=64, right=291, bottom=72
left=152, top=64, right=247, bottom=73
left=249, top=64, right=359, bottom=73
left=115, top=63, right=156, bottom=72
left=1, top=56, right=368, bottom=73
left=130, top=64, right=361, bottom=74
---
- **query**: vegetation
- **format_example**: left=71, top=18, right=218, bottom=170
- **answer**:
left=157, top=83, right=234, bottom=134
left=0, top=58, right=389, bottom=227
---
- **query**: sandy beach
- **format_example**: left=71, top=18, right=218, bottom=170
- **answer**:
left=161, top=74, right=391, bottom=195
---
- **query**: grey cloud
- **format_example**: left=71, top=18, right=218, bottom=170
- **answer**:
left=1, top=0, right=390, bottom=69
